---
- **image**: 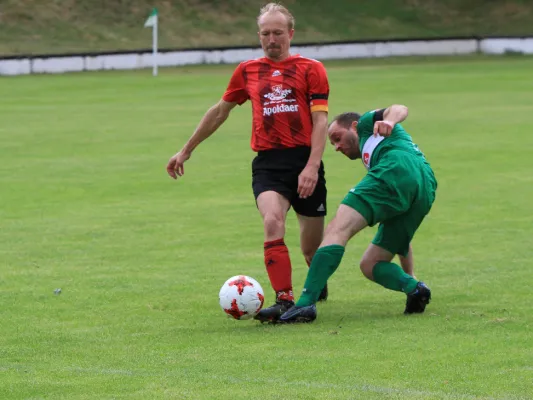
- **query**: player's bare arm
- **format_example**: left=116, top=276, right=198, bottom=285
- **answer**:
left=298, top=110, right=328, bottom=199
left=167, top=99, right=237, bottom=179
left=373, top=104, right=409, bottom=137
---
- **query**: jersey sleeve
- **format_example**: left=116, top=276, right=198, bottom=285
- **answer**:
left=357, top=110, right=380, bottom=138
left=222, top=63, right=249, bottom=105
left=307, top=61, right=329, bottom=113
left=357, top=109, right=384, bottom=139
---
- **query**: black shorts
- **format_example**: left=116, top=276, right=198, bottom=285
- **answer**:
left=251, top=146, right=327, bottom=217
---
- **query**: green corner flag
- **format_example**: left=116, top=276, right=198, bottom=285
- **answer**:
left=144, top=8, right=158, bottom=27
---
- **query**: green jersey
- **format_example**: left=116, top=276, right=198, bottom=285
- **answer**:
left=343, top=109, right=438, bottom=255
left=357, top=109, right=426, bottom=170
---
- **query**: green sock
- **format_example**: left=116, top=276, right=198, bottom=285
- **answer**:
left=372, top=261, right=418, bottom=294
left=296, top=245, right=345, bottom=307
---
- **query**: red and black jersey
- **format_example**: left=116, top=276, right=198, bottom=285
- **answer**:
left=222, top=55, right=329, bottom=152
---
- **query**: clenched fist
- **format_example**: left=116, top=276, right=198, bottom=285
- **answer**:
left=373, top=120, right=395, bottom=137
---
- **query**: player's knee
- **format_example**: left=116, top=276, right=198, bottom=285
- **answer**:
left=359, top=258, right=375, bottom=280
left=321, top=219, right=352, bottom=248
left=324, top=218, right=341, bottom=236
left=262, top=212, right=285, bottom=238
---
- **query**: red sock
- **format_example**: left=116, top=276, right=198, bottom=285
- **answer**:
left=264, top=239, right=293, bottom=301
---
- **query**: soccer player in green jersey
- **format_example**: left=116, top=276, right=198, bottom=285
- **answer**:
left=279, top=104, right=437, bottom=323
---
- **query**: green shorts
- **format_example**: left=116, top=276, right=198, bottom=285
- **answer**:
left=341, top=151, right=437, bottom=257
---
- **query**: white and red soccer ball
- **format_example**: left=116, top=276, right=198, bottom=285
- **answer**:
left=219, top=275, right=264, bottom=320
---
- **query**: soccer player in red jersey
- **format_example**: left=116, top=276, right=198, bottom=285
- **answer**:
left=166, top=3, right=330, bottom=322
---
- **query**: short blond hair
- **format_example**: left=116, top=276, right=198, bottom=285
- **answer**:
left=257, top=2, right=295, bottom=30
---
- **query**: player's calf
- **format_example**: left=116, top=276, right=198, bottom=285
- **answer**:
left=317, top=284, right=328, bottom=301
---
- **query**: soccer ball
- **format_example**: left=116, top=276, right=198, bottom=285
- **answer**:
left=219, top=275, right=265, bottom=320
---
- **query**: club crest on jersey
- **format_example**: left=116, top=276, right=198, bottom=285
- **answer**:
left=272, top=70, right=281, bottom=77
left=264, top=85, right=292, bottom=102
left=363, top=152, right=370, bottom=166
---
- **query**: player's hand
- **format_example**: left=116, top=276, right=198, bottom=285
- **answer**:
left=373, top=120, right=395, bottom=137
left=298, top=165, right=318, bottom=199
left=166, top=150, right=191, bottom=179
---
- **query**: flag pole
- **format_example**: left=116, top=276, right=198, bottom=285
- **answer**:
left=144, top=8, right=158, bottom=76
left=152, top=13, right=158, bottom=76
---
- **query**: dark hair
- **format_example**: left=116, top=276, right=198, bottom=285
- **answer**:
left=329, top=112, right=361, bottom=129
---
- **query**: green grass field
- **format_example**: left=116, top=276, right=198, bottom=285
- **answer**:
left=1, top=55, right=533, bottom=399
